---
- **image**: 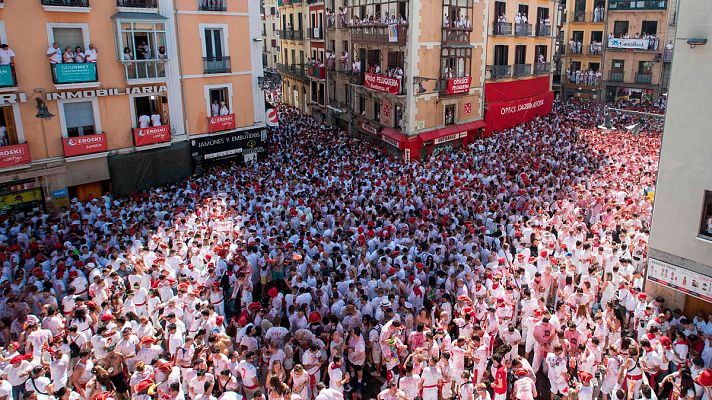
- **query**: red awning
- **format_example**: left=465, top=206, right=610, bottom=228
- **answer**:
left=418, top=120, right=485, bottom=142
left=381, top=127, right=407, bottom=143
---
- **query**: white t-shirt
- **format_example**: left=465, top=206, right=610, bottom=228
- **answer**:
left=150, top=114, right=162, bottom=127
left=138, top=115, right=151, bottom=128
left=0, top=48, right=14, bottom=65
left=85, top=48, right=98, bottom=62
left=47, top=47, right=62, bottom=64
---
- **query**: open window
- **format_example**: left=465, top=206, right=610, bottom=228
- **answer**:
left=0, top=106, right=19, bottom=147
left=700, top=191, right=712, bottom=239
left=208, top=87, right=230, bottom=117
left=133, top=95, right=168, bottom=128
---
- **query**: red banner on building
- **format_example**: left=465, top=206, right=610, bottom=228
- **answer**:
left=364, top=73, right=401, bottom=95
left=62, top=134, right=108, bottom=158
left=485, top=76, right=550, bottom=102
left=133, top=125, right=171, bottom=147
left=485, top=91, right=554, bottom=133
left=208, top=114, right=236, bottom=133
left=0, top=143, right=31, bottom=169
left=447, top=76, right=472, bottom=95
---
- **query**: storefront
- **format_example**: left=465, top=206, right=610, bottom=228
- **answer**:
left=378, top=120, right=485, bottom=161
left=0, top=178, right=44, bottom=219
left=484, top=76, right=554, bottom=134
left=190, top=127, right=269, bottom=174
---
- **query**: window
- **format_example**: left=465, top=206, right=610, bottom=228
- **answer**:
left=494, top=1, right=506, bottom=19
left=52, top=27, right=84, bottom=52
left=63, top=101, right=96, bottom=137
left=515, top=45, right=526, bottom=64
left=133, top=95, right=167, bottom=128
left=535, top=45, right=547, bottom=60
left=358, top=96, right=365, bottom=115
left=518, top=5, right=529, bottom=18
left=444, top=104, right=455, bottom=125
left=494, top=45, right=508, bottom=65
left=589, top=62, right=600, bottom=71
left=118, top=21, right=166, bottom=60
left=613, top=21, right=629, bottom=37
left=701, top=191, right=712, bottom=238
left=394, top=105, right=403, bottom=129
left=374, top=100, right=381, bottom=121
left=204, top=28, right=225, bottom=60
left=208, top=87, right=230, bottom=117
left=641, top=21, right=657, bottom=35
left=442, top=0, right=474, bottom=30
left=0, top=106, right=19, bottom=146
left=440, top=47, right=472, bottom=79
left=611, top=60, right=624, bottom=71
left=638, top=61, right=653, bottom=75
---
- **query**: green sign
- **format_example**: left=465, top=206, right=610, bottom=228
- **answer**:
left=0, top=65, right=14, bottom=87
left=54, top=63, right=97, bottom=84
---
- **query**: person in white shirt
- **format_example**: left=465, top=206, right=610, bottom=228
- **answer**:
left=211, top=100, right=220, bottom=117
left=84, top=44, right=98, bottom=63
left=151, top=111, right=162, bottom=127
left=46, top=42, right=61, bottom=64
left=0, top=45, right=15, bottom=66
left=0, top=125, right=7, bottom=146
left=219, top=102, right=229, bottom=116
left=138, top=114, right=151, bottom=129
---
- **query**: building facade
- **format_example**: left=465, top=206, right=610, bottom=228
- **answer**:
left=277, top=0, right=311, bottom=114
left=647, top=0, right=711, bottom=315
left=560, top=0, right=606, bottom=100
left=262, top=0, right=280, bottom=74
left=484, top=0, right=557, bottom=132
left=0, top=0, right=265, bottom=217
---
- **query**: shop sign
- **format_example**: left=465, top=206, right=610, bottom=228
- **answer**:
left=54, top=63, right=97, bottom=84
left=0, top=65, right=14, bottom=87
left=381, top=135, right=399, bottom=148
left=62, top=134, right=108, bottom=157
left=361, top=123, right=377, bottom=135
left=52, top=188, right=69, bottom=199
left=0, top=85, right=167, bottom=105
left=607, top=38, right=650, bottom=50
left=434, top=132, right=467, bottom=145
left=364, top=73, right=401, bottom=95
left=485, top=91, right=554, bottom=132
left=133, top=125, right=171, bottom=147
left=0, top=143, right=31, bottom=169
left=647, top=258, right=712, bottom=302
left=447, top=76, right=472, bottom=95
left=190, top=128, right=268, bottom=172
left=208, top=114, right=236, bottom=133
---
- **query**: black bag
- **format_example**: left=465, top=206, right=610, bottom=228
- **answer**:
left=69, top=338, right=81, bottom=359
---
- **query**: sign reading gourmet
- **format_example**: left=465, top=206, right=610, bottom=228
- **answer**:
left=208, top=114, right=236, bottom=133
left=447, top=76, right=472, bottom=95
left=0, top=143, right=31, bottom=169
left=607, top=38, right=650, bottom=50
left=62, top=134, right=108, bottom=157
left=191, top=128, right=268, bottom=172
left=133, top=125, right=171, bottom=147
left=364, top=73, right=401, bottom=95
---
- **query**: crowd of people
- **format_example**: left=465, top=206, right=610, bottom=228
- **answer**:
left=1, top=97, right=711, bottom=400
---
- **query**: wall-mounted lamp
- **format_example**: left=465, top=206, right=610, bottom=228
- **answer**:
left=687, top=38, right=707, bottom=48
left=35, top=98, right=54, bottom=120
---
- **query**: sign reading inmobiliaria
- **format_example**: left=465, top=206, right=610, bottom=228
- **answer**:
left=62, top=134, right=108, bottom=157
left=364, top=73, right=401, bottom=95
left=0, top=143, right=31, bottom=169
left=208, top=114, right=236, bottom=133
left=133, top=125, right=171, bottom=147
left=447, top=76, right=472, bottom=95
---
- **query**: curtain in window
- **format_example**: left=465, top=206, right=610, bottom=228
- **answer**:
left=64, top=102, right=95, bottom=137
left=53, top=28, right=83, bottom=51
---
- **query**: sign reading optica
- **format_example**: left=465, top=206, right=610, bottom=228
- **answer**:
left=62, top=134, right=108, bottom=157
left=133, top=125, right=171, bottom=147
left=53, top=63, right=98, bottom=84
left=364, top=73, right=401, bottom=95
left=447, top=76, right=472, bottom=95
left=0, top=143, right=31, bottom=169
left=607, top=38, right=650, bottom=50
left=208, top=114, right=236, bottom=133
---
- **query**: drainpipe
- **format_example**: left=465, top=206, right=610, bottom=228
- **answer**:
left=173, top=0, right=190, bottom=138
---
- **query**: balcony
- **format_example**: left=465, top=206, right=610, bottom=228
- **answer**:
left=198, top=0, right=227, bottom=11
left=488, top=64, right=511, bottom=80
left=608, top=71, right=624, bottom=82
left=0, top=65, right=17, bottom=88
left=514, top=23, right=532, bottom=36
left=277, top=63, right=307, bottom=80
left=0, top=143, right=31, bottom=170
left=308, top=27, right=324, bottom=41
left=566, top=74, right=601, bottom=87
left=279, top=29, right=304, bottom=41
left=337, top=17, right=349, bottom=30
left=122, top=60, right=166, bottom=82
left=492, top=21, right=512, bottom=35
left=663, top=48, right=673, bottom=62
left=327, top=15, right=335, bottom=30
left=533, top=62, right=551, bottom=75
left=513, top=64, right=532, bottom=77
left=117, top=0, right=157, bottom=7
left=573, top=10, right=587, bottom=22
left=635, top=73, right=652, bottom=84
left=307, top=65, right=326, bottom=79
left=41, top=0, right=90, bottom=9
left=51, top=63, right=98, bottom=85
left=536, top=24, right=551, bottom=37
left=608, top=0, right=667, bottom=10
left=351, top=24, right=408, bottom=46
left=203, top=57, right=231, bottom=74
left=442, top=27, right=472, bottom=44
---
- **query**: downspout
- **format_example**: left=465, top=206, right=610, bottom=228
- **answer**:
left=173, top=0, right=190, bottom=138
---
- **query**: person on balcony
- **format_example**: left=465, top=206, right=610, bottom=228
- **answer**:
left=85, top=44, right=98, bottom=63
left=219, top=102, right=229, bottom=116
left=0, top=44, right=15, bottom=67
left=138, top=113, right=151, bottom=129
left=74, top=47, right=85, bottom=64
left=62, top=47, right=75, bottom=64
left=46, top=42, right=61, bottom=64
left=211, top=100, right=220, bottom=117
left=151, top=111, right=162, bottom=127
left=158, top=46, right=167, bottom=60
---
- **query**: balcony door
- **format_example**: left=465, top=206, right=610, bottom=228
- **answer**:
left=515, top=45, right=526, bottom=65
left=494, top=45, right=508, bottom=66
left=205, top=28, right=224, bottom=61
